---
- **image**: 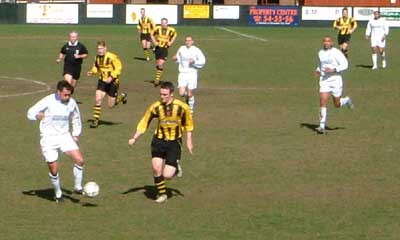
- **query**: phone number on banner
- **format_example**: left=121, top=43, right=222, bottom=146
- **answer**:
left=249, top=6, right=299, bottom=26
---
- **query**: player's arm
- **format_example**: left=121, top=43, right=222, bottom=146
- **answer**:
left=71, top=103, right=82, bottom=140
left=129, top=106, right=155, bottom=146
left=333, top=50, right=348, bottom=72
left=333, top=19, right=341, bottom=30
left=110, top=55, right=122, bottom=79
left=365, top=21, right=371, bottom=39
left=383, top=21, right=389, bottom=40
left=151, top=28, right=159, bottom=46
left=191, top=48, right=206, bottom=69
left=137, top=21, right=142, bottom=33
left=75, top=45, right=89, bottom=59
left=27, top=98, right=48, bottom=121
left=182, top=105, right=194, bottom=154
left=350, top=18, right=358, bottom=33
left=87, top=58, right=98, bottom=76
left=56, top=46, right=66, bottom=63
left=172, top=48, right=181, bottom=62
left=168, top=30, right=177, bottom=47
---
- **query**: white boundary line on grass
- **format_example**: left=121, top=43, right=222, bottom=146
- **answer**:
left=216, top=27, right=268, bottom=42
left=0, top=76, right=51, bottom=98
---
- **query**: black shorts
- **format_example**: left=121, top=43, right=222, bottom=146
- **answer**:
left=96, top=79, right=119, bottom=97
left=154, top=46, right=168, bottom=60
left=151, top=137, right=181, bottom=168
left=338, top=34, right=351, bottom=45
left=63, top=64, right=81, bottom=80
left=140, top=33, right=151, bottom=42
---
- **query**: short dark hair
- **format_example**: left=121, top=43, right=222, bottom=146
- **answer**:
left=342, top=7, right=348, bottom=12
left=97, top=40, right=106, bottom=47
left=57, top=80, right=74, bottom=93
left=160, top=81, right=174, bottom=93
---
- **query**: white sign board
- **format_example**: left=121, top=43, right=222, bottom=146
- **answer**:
left=380, top=8, right=400, bottom=27
left=87, top=4, right=113, bottom=19
left=353, top=7, right=378, bottom=21
left=26, top=4, right=78, bottom=24
left=302, top=7, right=352, bottom=20
left=213, top=5, right=240, bottom=20
left=126, top=5, right=178, bottom=25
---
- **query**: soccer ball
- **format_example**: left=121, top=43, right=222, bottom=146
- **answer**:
left=83, top=182, right=100, bottom=197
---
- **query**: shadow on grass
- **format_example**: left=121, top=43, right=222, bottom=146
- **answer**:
left=87, top=119, right=123, bottom=127
left=300, top=123, right=345, bottom=133
left=355, top=64, right=373, bottom=69
left=122, top=185, right=184, bottom=200
left=22, top=188, right=98, bottom=207
left=134, top=56, right=149, bottom=61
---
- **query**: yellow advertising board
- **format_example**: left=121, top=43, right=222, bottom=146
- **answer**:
left=183, top=5, right=209, bottom=19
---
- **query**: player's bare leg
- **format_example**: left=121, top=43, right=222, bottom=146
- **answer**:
left=65, top=149, right=84, bottom=194
left=379, top=47, right=386, bottom=68
left=154, top=59, right=165, bottom=86
left=341, top=42, right=349, bottom=58
left=64, top=74, right=77, bottom=89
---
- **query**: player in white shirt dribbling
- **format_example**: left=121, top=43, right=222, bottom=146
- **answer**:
left=27, top=81, right=85, bottom=203
left=314, top=36, right=354, bottom=134
left=365, top=10, right=389, bottom=69
left=172, top=35, right=206, bottom=114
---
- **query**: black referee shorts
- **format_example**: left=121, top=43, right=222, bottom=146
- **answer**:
left=151, top=137, right=181, bottom=168
left=63, top=64, right=81, bottom=80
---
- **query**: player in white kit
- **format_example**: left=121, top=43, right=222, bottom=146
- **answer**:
left=27, top=81, right=84, bottom=202
left=365, top=11, right=389, bottom=69
left=314, top=36, right=354, bottom=134
left=172, top=35, right=206, bottom=114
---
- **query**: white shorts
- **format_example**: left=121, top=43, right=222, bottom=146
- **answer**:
left=319, top=76, right=343, bottom=97
left=370, top=36, right=386, bottom=48
left=178, top=72, right=198, bottom=90
left=40, top=133, right=79, bottom=163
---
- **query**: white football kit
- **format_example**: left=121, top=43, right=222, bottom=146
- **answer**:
left=175, top=45, right=206, bottom=90
left=316, top=47, right=348, bottom=97
left=366, top=17, right=389, bottom=48
left=27, top=93, right=82, bottom=162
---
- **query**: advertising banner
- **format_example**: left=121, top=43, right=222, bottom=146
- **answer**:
left=126, top=5, right=178, bottom=25
left=87, top=4, right=113, bottom=19
left=353, top=7, right=378, bottom=21
left=183, top=5, right=209, bottom=19
left=26, top=4, right=78, bottom=24
left=213, top=5, right=240, bottom=20
left=302, top=7, right=352, bottom=20
left=380, top=8, right=400, bottom=27
left=249, top=6, right=299, bottom=26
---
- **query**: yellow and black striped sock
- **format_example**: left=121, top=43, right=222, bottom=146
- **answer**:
left=93, top=104, right=101, bottom=122
left=154, top=175, right=166, bottom=196
left=144, top=48, right=150, bottom=59
left=116, top=94, right=123, bottom=105
left=155, top=66, right=163, bottom=82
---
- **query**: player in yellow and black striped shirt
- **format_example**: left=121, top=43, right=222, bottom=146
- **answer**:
left=333, top=8, right=357, bottom=58
left=128, top=81, right=193, bottom=203
left=150, top=18, right=177, bottom=87
left=87, top=40, right=127, bottom=128
left=137, top=8, right=154, bottom=61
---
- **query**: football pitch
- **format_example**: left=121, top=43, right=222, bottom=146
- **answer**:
left=1, top=24, right=400, bottom=239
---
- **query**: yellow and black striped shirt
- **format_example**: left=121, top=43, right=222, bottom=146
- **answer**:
left=90, top=51, right=122, bottom=84
left=152, top=26, right=177, bottom=48
left=137, top=16, right=155, bottom=34
left=137, top=99, right=194, bottom=141
left=333, top=17, right=357, bottom=35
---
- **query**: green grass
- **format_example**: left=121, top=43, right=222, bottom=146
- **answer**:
left=1, top=25, right=400, bottom=239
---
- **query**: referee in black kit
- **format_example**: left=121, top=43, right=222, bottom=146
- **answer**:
left=56, top=31, right=88, bottom=89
